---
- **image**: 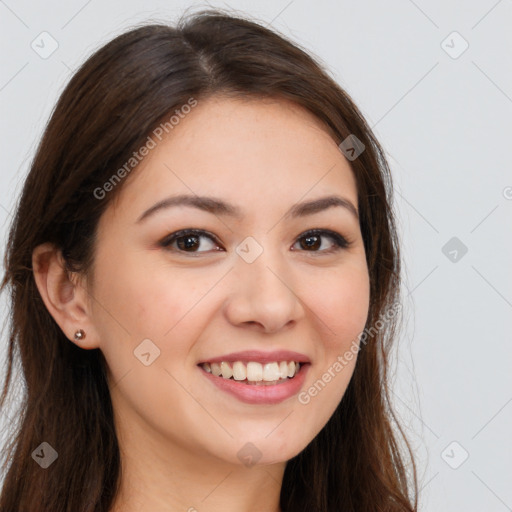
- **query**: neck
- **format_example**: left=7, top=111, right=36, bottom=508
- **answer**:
left=109, top=408, right=285, bottom=512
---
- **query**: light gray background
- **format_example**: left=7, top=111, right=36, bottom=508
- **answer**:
left=1, top=1, right=511, bottom=511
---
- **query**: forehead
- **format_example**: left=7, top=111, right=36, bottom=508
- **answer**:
left=109, top=95, right=358, bottom=221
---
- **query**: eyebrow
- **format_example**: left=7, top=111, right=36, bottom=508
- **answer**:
left=136, top=193, right=359, bottom=223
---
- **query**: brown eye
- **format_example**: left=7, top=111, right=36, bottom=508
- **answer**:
left=293, top=229, right=350, bottom=254
left=160, top=228, right=351, bottom=256
left=160, top=229, right=223, bottom=254
left=299, top=234, right=322, bottom=251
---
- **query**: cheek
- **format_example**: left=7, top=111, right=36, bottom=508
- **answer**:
left=92, top=249, right=204, bottom=339
left=307, top=262, right=370, bottom=347
left=292, top=265, right=369, bottom=446
left=91, top=255, right=224, bottom=396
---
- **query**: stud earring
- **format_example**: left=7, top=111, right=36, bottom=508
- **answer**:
left=74, top=329, right=86, bottom=341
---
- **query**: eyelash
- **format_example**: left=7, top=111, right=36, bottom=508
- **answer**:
left=159, top=228, right=352, bottom=256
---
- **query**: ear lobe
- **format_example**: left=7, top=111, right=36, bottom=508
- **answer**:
left=32, top=242, right=100, bottom=349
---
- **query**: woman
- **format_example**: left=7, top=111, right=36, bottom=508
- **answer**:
left=0, top=9, right=417, bottom=512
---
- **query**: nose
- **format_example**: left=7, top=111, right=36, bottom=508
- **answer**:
left=223, top=246, right=306, bottom=334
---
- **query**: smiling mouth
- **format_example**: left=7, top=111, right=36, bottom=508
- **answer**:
left=199, top=360, right=302, bottom=386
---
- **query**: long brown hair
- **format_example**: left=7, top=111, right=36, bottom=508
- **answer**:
left=0, top=8, right=417, bottom=511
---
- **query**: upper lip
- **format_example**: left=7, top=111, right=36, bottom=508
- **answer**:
left=198, top=350, right=311, bottom=365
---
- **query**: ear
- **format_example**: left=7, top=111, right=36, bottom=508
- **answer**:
left=32, top=242, right=100, bottom=350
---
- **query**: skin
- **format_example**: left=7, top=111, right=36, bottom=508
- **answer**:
left=32, top=95, right=370, bottom=512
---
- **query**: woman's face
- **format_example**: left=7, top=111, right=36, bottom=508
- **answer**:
left=86, top=95, right=370, bottom=466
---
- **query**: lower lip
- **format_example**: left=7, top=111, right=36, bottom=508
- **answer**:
left=199, top=364, right=310, bottom=405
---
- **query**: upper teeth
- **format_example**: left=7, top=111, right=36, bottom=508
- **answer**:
left=202, top=361, right=300, bottom=381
